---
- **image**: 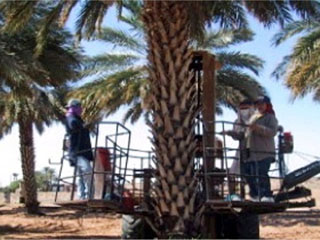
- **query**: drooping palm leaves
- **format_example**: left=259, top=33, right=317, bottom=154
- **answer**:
left=71, top=15, right=265, bottom=124
left=1, top=0, right=319, bottom=52
left=272, top=19, right=320, bottom=100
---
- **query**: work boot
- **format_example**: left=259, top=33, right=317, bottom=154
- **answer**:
left=261, top=196, right=275, bottom=203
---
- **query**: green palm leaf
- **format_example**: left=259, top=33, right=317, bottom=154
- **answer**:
left=98, top=27, right=145, bottom=52
left=76, top=0, right=114, bottom=41
left=273, top=19, right=320, bottom=100
left=218, top=51, right=264, bottom=76
left=272, top=20, right=320, bottom=46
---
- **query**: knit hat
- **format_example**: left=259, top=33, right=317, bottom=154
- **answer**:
left=66, top=99, right=81, bottom=108
left=255, top=96, right=271, bottom=104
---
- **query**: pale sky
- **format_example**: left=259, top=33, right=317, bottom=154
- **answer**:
left=1, top=9, right=320, bottom=186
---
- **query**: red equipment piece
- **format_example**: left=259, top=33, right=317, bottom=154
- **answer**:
left=96, top=147, right=111, bottom=171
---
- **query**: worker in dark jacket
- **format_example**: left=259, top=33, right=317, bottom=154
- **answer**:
left=65, top=99, right=93, bottom=200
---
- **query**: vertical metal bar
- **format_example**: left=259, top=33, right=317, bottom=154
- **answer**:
left=278, top=129, right=285, bottom=179
left=133, top=170, right=136, bottom=202
left=239, top=135, right=246, bottom=199
left=255, top=160, right=261, bottom=200
left=89, top=123, right=99, bottom=200
left=118, top=151, right=123, bottom=196
left=55, top=155, right=65, bottom=202
left=115, top=123, right=120, bottom=197
left=56, top=134, right=69, bottom=201
left=115, top=123, right=119, bottom=148
left=110, top=141, right=117, bottom=197
left=120, top=128, right=131, bottom=199
left=71, top=161, right=78, bottom=201
left=143, top=169, right=151, bottom=202
left=141, top=157, right=143, bottom=170
left=222, top=122, right=232, bottom=199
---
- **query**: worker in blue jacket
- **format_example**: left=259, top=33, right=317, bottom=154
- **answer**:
left=65, top=99, right=93, bottom=200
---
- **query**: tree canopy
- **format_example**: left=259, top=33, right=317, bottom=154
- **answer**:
left=69, top=1, right=266, bottom=124
left=272, top=18, right=320, bottom=100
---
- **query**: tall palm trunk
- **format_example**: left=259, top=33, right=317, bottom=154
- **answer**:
left=142, top=1, right=198, bottom=237
left=18, top=116, right=39, bottom=214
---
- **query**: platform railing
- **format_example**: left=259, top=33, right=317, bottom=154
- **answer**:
left=201, top=120, right=286, bottom=203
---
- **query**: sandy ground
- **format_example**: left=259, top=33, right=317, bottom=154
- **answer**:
left=0, top=180, right=319, bottom=239
left=0, top=205, right=122, bottom=239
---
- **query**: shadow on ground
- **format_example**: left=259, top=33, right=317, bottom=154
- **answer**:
left=29, top=235, right=120, bottom=239
left=0, top=205, right=88, bottom=219
left=260, top=210, right=320, bottom=227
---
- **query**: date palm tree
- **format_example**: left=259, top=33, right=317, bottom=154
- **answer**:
left=1, top=0, right=318, bottom=235
left=272, top=18, right=320, bottom=100
left=0, top=8, right=81, bottom=214
left=70, top=1, right=265, bottom=124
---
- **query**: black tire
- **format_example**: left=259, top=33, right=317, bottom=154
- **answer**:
left=236, top=213, right=260, bottom=239
left=216, top=213, right=259, bottom=239
left=121, top=215, right=156, bottom=239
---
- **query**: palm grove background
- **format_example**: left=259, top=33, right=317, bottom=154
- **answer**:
left=0, top=0, right=319, bottom=237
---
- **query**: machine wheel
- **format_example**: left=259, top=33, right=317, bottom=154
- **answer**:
left=215, top=213, right=259, bottom=239
left=121, top=215, right=156, bottom=239
left=236, top=213, right=260, bottom=239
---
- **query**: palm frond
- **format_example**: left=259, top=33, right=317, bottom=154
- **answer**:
left=186, top=1, right=248, bottom=40
left=98, top=27, right=145, bottom=52
left=271, top=55, right=291, bottom=80
left=81, top=53, right=141, bottom=78
left=122, top=0, right=142, bottom=17
left=59, top=0, right=79, bottom=27
left=273, top=17, right=320, bottom=102
left=122, top=100, right=144, bottom=124
left=217, top=69, right=266, bottom=102
left=0, top=0, right=40, bottom=33
left=35, top=2, right=65, bottom=57
left=288, top=0, right=320, bottom=19
left=0, top=47, right=35, bottom=93
left=118, top=0, right=144, bottom=33
left=76, top=0, right=114, bottom=41
left=292, top=30, right=320, bottom=63
left=272, top=19, right=320, bottom=46
left=70, top=67, right=147, bottom=122
left=0, top=4, right=82, bottom=138
left=286, top=52, right=320, bottom=99
left=244, top=0, right=291, bottom=27
left=196, top=28, right=254, bottom=49
left=245, top=0, right=320, bottom=27
left=217, top=51, right=264, bottom=76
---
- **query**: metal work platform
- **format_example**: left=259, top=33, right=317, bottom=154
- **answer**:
left=52, top=120, right=318, bottom=217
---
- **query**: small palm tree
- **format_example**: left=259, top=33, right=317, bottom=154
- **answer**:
left=0, top=7, right=81, bottom=214
left=272, top=18, right=320, bottom=100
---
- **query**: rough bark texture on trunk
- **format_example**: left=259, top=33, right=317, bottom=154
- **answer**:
left=142, top=1, right=198, bottom=237
left=18, top=117, right=39, bottom=214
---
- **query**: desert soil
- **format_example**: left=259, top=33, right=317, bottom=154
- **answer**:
left=0, top=180, right=319, bottom=239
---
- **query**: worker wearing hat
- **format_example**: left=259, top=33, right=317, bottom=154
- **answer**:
left=243, top=95, right=278, bottom=202
left=65, top=99, right=94, bottom=200
left=224, top=99, right=255, bottom=200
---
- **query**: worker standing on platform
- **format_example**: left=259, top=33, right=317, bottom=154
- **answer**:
left=225, top=99, right=254, bottom=200
left=65, top=99, right=94, bottom=200
left=245, top=96, right=278, bottom=202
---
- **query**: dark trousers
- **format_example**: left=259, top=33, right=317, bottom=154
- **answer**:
left=242, top=158, right=273, bottom=198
